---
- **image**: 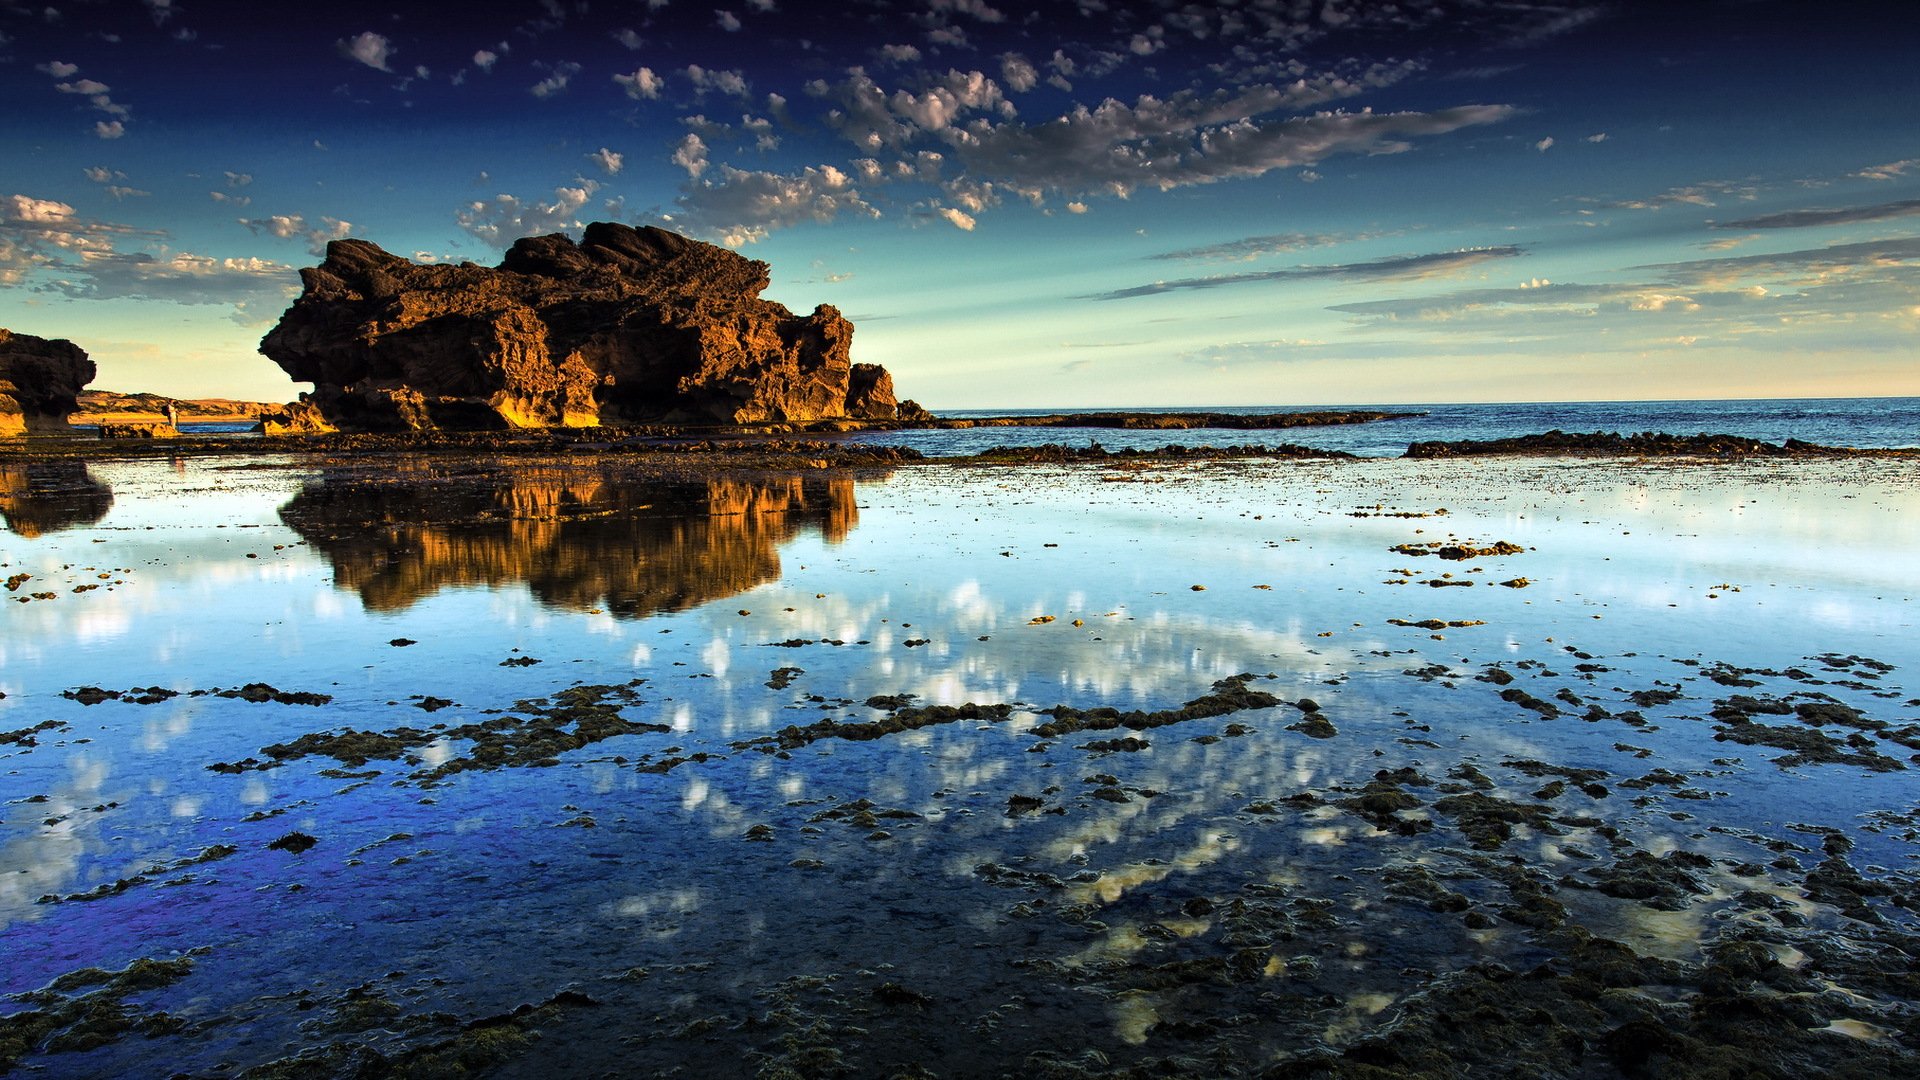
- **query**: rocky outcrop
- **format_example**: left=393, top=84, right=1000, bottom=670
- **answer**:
left=260, top=223, right=919, bottom=431
left=0, top=328, right=95, bottom=436
left=1403, top=430, right=1916, bottom=458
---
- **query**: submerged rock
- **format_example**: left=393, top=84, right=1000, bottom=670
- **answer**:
left=260, top=223, right=916, bottom=431
left=0, top=328, right=95, bottom=436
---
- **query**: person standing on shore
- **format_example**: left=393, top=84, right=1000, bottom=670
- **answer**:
left=164, top=401, right=178, bottom=429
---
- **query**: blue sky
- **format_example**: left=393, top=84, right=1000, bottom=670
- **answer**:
left=3, top=0, right=1917, bottom=407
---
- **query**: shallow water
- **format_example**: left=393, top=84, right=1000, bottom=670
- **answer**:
left=3, top=453, right=1918, bottom=1076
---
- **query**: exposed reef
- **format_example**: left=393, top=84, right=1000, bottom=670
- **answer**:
left=0, top=328, right=94, bottom=436
left=259, top=222, right=924, bottom=432
left=1405, top=429, right=1918, bottom=458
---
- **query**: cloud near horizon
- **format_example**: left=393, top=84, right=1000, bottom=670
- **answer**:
left=1085, top=247, right=1525, bottom=301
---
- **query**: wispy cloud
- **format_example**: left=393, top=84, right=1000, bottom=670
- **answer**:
left=1148, top=232, right=1352, bottom=262
left=1086, top=247, right=1524, bottom=301
left=1714, top=199, right=1920, bottom=231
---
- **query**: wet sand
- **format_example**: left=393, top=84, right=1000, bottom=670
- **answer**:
left=2, top=451, right=1916, bottom=1077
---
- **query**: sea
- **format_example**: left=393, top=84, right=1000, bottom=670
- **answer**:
left=160, top=396, right=1920, bottom=456
left=842, top=395, right=1920, bottom=457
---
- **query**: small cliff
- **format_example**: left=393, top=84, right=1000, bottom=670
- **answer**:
left=260, top=223, right=924, bottom=431
left=0, top=328, right=95, bottom=436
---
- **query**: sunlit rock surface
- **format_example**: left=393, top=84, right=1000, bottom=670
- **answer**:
left=0, top=328, right=95, bottom=437
left=260, top=223, right=918, bottom=431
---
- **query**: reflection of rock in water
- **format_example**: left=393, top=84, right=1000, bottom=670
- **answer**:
left=279, top=467, right=862, bottom=616
left=0, top=463, right=113, bottom=537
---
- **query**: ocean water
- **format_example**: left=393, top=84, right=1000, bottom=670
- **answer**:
left=849, top=396, right=1920, bottom=458
left=3, top=451, right=1919, bottom=1075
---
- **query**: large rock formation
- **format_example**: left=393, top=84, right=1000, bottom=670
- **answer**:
left=0, top=328, right=95, bottom=436
left=260, top=223, right=924, bottom=430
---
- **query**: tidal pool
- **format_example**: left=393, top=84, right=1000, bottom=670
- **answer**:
left=3, top=453, right=1917, bottom=1077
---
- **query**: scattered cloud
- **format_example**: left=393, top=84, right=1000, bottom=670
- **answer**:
left=934, top=206, right=976, bottom=231
left=999, top=53, right=1037, bottom=93
left=685, top=64, right=750, bottom=97
left=1, top=193, right=290, bottom=316
left=457, top=181, right=600, bottom=246
left=95, top=121, right=126, bottom=139
left=671, top=133, right=710, bottom=178
left=1714, top=199, right=1920, bottom=231
left=1584, top=132, right=1608, bottom=143
left=1855, top=158, right=1918, bottom=182
left=37, top=60, right=80, bottom=78
left=615, top=66, right=664, bottom=99
left=672, top=164, right=879, bottom=246
left=473, top=49, right=499, bottom=73
left=1088, top=247, right=1524, bottom=301
left=238, top=213, right=353, bottom=254
left=1149, top=232, right=1350, bottom=262
left=1603, top=180, right=1756, bottom=211
left=715, top=9, right=741, bottom=32
left=224, top=171, right=253, bottom=188
left=340, top=31, right=395, bottom=72
left=587, top=147, right=624, bottom=175
left=1535, top=136, right=1554, bottom=152
left=531, top=61, right=582, bottom=98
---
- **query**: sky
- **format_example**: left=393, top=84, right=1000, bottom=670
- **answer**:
left=3, top=0, right=1918, bottom=408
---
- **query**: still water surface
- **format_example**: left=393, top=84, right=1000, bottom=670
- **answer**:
left=2, top=453, right=1916, bottom=1075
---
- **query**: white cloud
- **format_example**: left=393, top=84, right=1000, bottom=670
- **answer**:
left=685, top=64, right=749, bottom=97
left=935, top=206, right=976, bottom=231
left=1585, top=132, right=1608, bottom=143
left=95, top=121, right=126, bottom=139
left=473, top=49, right=499, bottom=72
left=209, top=191, right=250, bottom=206
left=37, top=60, right=79, bottom=77
left=531, top=61, right=582, bottom=98
left=928, top=0, right=1004, bottom=22
left=224, top=171, right=252, bottom=187
left=671, top=133, right=710, bottom=178
left=715, top=9, right=741, bottom=31
left=1066, top=201, right=1087, bottom=214
left=341, top=31, right=395, bottom=72
left=1855, top=158, right=1918, bottom=182
left=1535, top=136, right=1554, bottom=152
left=457, top=181, right=600, bottom=246
left=747, top=0, right=776, bottom=10
left=82, top=166, right=121, bottom=184
left=879, top=43, right=922, bottom=64
left=587, top=147, right=625, bottom=175
left=954, top=100, right=1517, bottom=202
left=238, top=214, right=354, bottom=254
left=613, top=28, right=644, bottom=50
left=674, top=164, right=879, bottom=246
left=615, top=66, right=664, bottom=99
left=999, top=53, right=1037, bottom=92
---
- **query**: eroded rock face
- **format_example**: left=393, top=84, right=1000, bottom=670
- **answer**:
left=260, top=223, right=914, bottom=430
left=0, top=328, right=95, bottom=436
